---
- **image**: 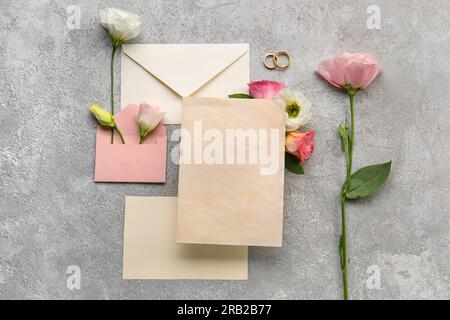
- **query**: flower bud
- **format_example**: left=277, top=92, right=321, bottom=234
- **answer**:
left=89, top=104, right=115, bottom=127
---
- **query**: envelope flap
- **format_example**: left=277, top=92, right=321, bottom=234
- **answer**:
left=122, top=44, right=249, bottom=97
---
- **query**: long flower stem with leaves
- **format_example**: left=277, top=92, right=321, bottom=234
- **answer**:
left=318, top=52, right=391, bottom=301
left=338, top=89, right=391, bottom=300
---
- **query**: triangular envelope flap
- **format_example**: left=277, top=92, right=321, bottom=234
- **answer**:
left=123, top=44, right=249, bottom=97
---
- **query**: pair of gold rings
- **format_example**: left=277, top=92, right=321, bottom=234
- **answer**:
left=263, top=51, right=291, bottom=69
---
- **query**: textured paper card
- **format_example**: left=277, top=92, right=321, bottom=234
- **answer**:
left=176, top=98, right=285, bottom=247
left=95, top=104, right=167, bottom=183
left=123, top=197, right=248, bottom=280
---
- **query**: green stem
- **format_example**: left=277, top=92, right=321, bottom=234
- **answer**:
left=114, top=126, right=125, bottom=144
left=110, top=45, right=118, bottom=144
left=349, top=93, right=355, bottom=173
left=341, top=193, right=348, bottom=300
left=344, top=122, right=350, bottom=179
left=340, top=91, right=356, bottom=300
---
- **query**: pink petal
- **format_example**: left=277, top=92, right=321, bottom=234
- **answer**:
left=248, top=80, right=287, bottom=99
left=317, top=52, right=380, bottom=90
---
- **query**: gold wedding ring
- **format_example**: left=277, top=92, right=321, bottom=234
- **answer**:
left=263, top=53, right=279, bottom=69
left=263, top=51, right=291, bottom=70
left=274, top=51, right=291, bottom=69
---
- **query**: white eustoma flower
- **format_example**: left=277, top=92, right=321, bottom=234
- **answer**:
left=99, top=8, right=142, bottom=44
left=275, top=89, right=312, bottom=132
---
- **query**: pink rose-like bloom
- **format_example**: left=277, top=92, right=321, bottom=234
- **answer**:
left=285, top=130, right=315, bottom=163
left=248, top=80, right=287, bottom=99
left=137, top=102, right=165, bottom=142
left=316, top=52, right=380, bottom=90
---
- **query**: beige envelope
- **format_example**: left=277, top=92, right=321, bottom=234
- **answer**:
left=121, top=44, right=250, bottom=124
left=176, top=98, right=285, bottom=247
left=123, top=196, right=248, bottom=280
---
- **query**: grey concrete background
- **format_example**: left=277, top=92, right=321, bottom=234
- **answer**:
left=0, top=0, right=449, bottom=300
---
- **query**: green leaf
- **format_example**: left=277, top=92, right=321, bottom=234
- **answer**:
left=285, top=152, right=304, bottom=174
left=228, top=93, right=253, bottom=99
left=345, top=161, right=392, bottom=200
left=339, top=124, right=348, bottom=152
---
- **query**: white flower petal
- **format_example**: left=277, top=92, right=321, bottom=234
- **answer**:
left=99, top=8, right=142, bottom=42
left=275, top=89, right=312, bottom=132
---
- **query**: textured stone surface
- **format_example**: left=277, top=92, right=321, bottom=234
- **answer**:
left=1, top=0, right=449, bottom=299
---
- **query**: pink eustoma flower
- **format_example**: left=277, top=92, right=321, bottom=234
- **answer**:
left=285, top=130, right=315, bottom=164
left=248, top=80, right=287, bottom=99
left=137, top=102, right=165, bottom=143
left=316, top=52, right=380, bottom=91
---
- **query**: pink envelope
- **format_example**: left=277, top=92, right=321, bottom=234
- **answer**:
left=94, top=104, right=167, bottom=183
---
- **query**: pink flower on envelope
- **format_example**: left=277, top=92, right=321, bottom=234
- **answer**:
left=137, top=103, right=165, bottom=143
left=316, top=52, right=380, bottom=90
left=248, top=80, right=287, bottom=99
left=285, top=130, right=315, bottom=164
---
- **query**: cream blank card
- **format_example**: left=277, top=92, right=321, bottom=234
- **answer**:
left=123, top=196, right=248, bottom=280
